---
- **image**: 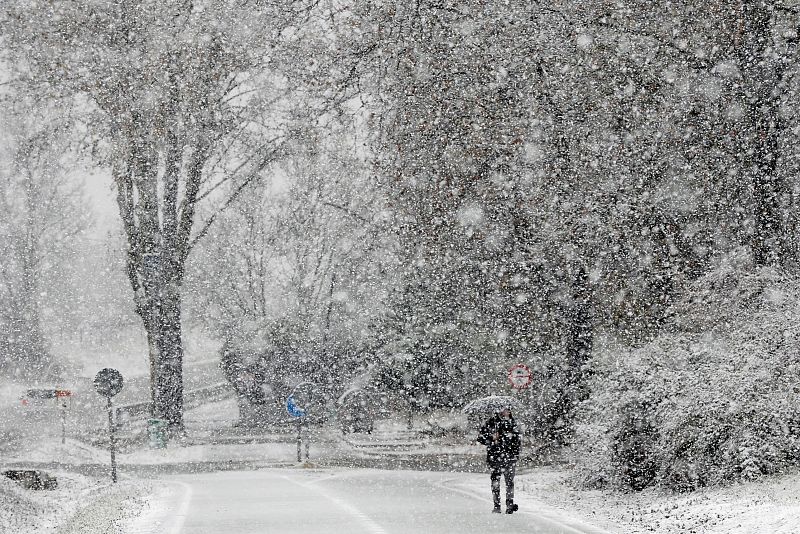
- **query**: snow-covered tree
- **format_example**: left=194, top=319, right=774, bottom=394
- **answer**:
left=318, top=0, right=800, bottom=434
left=2, top=0, right=312, bottom=428
left=187, top=140, right=396, bottom=422
left=0, top=96, right=90, bottom=379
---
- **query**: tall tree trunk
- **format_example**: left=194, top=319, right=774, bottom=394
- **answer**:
left=156, top=286, right=184, bottom=428
left=736, top=1, right=789, bottom=267
left=132, top=119, right=174, bottom=424
left=17, top=163, right=49, bottom=376
left=565, top=265, right=593, bottom=394
left=114, top=121, right=192, bottom=431
left=555, top=263, right=593, bottom=443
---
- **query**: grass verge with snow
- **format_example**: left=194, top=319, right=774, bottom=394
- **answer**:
left=0, top=469, right=149, bottom=534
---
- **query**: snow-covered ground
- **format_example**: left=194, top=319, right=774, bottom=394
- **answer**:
left=0, top=469, right=150, bottom=534
left=514, top=467, right=800, bottom=534
left=5, top=459, right=800, bottom=533
left=4, top=396, right=800, bottom=533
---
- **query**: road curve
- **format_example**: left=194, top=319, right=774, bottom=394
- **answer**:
left=127, top=469, right=610, bottom=534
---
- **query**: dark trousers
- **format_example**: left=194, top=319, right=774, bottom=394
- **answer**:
left=490, top=463, right=516, bottom=506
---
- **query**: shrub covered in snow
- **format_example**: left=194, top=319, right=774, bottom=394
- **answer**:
left=0, top=474, right=48, bottom=533
left=576, top=266, right=800, bottom=491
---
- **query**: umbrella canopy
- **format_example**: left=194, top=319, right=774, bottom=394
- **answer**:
left=461, top=395, right=521, bottom=415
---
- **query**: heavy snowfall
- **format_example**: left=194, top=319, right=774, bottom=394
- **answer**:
left=2, top=1, right=800, bottom=532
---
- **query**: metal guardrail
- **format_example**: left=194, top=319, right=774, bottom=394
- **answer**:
left=185, top=382, right=233, bottom=408
left=114, top=382, right=233, bottom=426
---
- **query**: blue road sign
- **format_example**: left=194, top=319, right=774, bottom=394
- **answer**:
left=286, top=395, right=306, bottom=418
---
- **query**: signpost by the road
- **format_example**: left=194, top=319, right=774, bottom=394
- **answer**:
left=94, top=368, right=124, bottom=483
left=286, top=382, right=314, bottom=463
left=508, top=363, right=532, bottom=389
left=286, top=395, right=307, bottom=418
left=55, top=389, right=72, bottom=445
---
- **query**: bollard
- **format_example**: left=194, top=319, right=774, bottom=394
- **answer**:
left=148, top=419, right=168, bottom=449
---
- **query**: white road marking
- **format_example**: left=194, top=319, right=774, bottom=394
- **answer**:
left=127, top=481, right=193, bottom=534
left=436, top=477, right=611, bottom=534
left=283, top=474, right=389, bottom=534
left=168, top=481, right=193, bottom=534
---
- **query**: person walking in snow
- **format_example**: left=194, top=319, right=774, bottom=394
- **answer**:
left=477, top=406, right=521, bottom=514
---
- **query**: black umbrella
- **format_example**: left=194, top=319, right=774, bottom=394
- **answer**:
left=461, top=395, right=521, bottom=415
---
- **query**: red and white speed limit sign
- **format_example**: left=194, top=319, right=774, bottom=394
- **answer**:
left=508, top=363, right=532, bottom=389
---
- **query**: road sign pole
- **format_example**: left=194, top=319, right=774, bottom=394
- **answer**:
left=304, top=418, right=310, bottom=461
left=95, top=368, right=124, bottom=484
left=107, top=396, right=117, bottom=483
left=61, top=400, right=66, bottom=445
left=296, top=418, right=302, bottom=463
left=287, top=383, right=315, bottom=463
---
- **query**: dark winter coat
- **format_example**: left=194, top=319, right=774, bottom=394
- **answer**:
left=477, top=414, right=521, bottom=467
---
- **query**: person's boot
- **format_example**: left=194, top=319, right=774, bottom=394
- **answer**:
left=506, top=502, right=518, bottom=514
left=492, top=487, right=501, bottom=513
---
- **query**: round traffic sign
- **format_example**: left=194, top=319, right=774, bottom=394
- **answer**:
left=286, top=395, right=307, bottom=418
left=94, top=368, right=124, bottom=398
left=508, top=363, right=532, bottom=389
left=286, top=382, right=319, bottom=418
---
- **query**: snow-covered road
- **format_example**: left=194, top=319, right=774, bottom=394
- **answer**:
left=127, top=469, right=607, bottom=534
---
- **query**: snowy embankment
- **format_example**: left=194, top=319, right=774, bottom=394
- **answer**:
left=507, top=466, right=800, bottom=534
left=5, top=438, right=800, bottom=533
left=0, top=470, right=149, bottom=534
